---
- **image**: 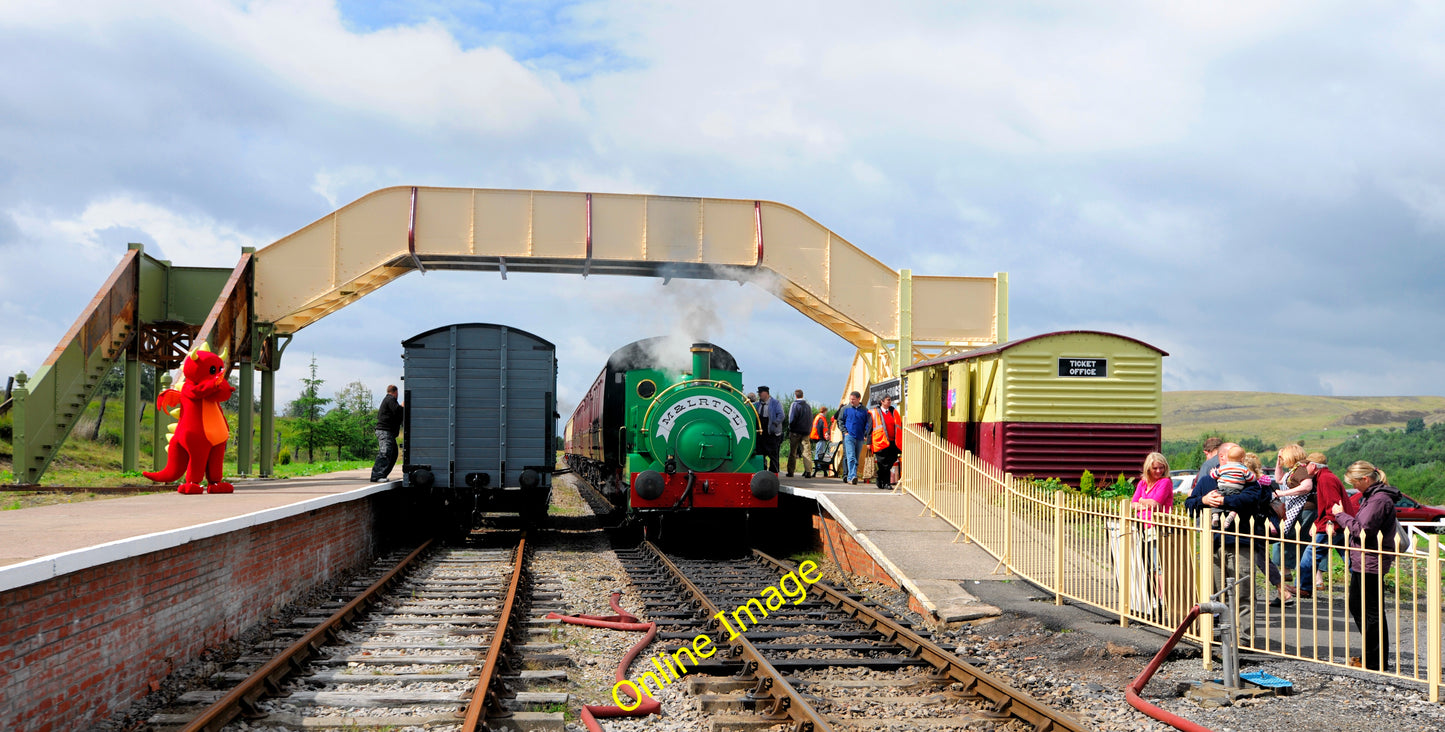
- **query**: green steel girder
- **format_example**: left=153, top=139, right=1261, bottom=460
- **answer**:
left=9, top=244, right=257, bottom=485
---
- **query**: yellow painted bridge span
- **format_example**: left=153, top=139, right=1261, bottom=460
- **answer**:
left=253, top=187, right=1006, bottom=379
left=10, top=186, right=1006, bottom=483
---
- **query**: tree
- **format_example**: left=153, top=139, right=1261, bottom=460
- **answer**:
left=334, top=381, right=374, bottom=417
left=320, top=409, right=352, bottom=461
left=331, top=381, right=376, bottom=459
left=1407, top=418, right=1426, bottom=434
left=87, top=365, right=126, bottom=440
left=286, top=356, right=331, bottom=462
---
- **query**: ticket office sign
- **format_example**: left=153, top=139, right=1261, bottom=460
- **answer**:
left=1058, top=358, right=1107, bottom=378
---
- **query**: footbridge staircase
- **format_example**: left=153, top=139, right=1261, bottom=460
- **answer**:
left=7, top=244, right=245, bottom=484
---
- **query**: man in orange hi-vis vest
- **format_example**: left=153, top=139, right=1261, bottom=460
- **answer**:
left=869, top=395, right=902, bottom=490
left=806, top=406, right=834, bottom=478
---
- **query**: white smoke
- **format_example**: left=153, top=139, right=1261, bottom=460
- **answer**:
left=637, top=264, right=782, bottom=375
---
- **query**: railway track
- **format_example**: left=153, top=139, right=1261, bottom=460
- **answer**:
left=149, top=533, right=571, bottom=731
left=618, top=542, right=1089, bottom=732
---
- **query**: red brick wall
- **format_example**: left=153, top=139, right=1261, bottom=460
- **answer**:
left=0, top=499, right=379, bottom=731
left=812, top=512, right=899, bottom=589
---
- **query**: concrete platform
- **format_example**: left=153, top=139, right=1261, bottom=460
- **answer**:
left=0, top=468, right=396, bottom=591
left=0, top=468, right=400, bottom=729
left=780, top=476, right=1003, bottom=624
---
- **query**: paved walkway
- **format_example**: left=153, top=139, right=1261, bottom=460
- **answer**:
left=781, top=475, right=1004, bottom=623
left=0, top=469, right=395, bottom=591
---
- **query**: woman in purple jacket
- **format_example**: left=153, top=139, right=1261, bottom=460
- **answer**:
left=1330, top=460, right=1402, bottom=672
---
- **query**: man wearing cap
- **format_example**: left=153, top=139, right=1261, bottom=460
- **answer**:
left=754, top=386, right=784, bottom=473
left=1298, top=453, right=1357, bottom=592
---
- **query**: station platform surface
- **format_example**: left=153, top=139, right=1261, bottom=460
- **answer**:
left=780, top=474, right=1005, bottom=624
left=0, top=469, right=396, bottom=591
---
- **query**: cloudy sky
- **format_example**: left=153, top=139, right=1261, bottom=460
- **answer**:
left=2, top=1, right=1443, bottom=419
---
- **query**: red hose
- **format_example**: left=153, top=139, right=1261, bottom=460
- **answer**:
left=547, top=592, right=663, bottom=731
left=1124, top=605, right=1214, bottom=732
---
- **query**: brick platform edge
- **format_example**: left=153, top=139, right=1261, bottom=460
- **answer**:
left=812, top=512, right=900, bottom=590
left=0, top=499, right=380, bottom=731
left=810, top=507, right=997, bottom=623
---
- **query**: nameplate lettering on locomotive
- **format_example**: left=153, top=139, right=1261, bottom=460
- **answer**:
left=1057, top=357, right=1107, bottom=377
left=656, top=398, right=750, bottom=442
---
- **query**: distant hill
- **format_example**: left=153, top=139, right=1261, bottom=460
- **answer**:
left=1162, top=392, right=1445, bottom=452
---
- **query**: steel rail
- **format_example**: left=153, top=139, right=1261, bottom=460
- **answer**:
left=752, top=549, right=1089, bottom=732
left=461, top=532, right=528, bottom=731
left=181, top=539, right=434, bottom=732
left=641, top=541, right=833, bottom=732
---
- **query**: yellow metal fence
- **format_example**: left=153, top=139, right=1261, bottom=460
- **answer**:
left=900, top=425, right=1444, bottom=700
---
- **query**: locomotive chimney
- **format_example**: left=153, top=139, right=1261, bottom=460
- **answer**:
left=691, top=343, right=712, bottom=381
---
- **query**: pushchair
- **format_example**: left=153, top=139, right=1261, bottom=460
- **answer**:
left=806, top=440, right=841, bottom=478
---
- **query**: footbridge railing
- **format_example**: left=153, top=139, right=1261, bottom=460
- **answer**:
left=899, top=425, right=1445, bottom=701
left=9, top=249, right=141, bottom=483
left=7, top=244, right=238, bottom=484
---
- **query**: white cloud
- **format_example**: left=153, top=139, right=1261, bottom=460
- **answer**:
left=0, top=0, right=582, bottom=139
left=1384, top=176, right=1445, bottom=231
left=4, top=0, right=1445, bottom=411
left=10, top=195, right=261, bottom=266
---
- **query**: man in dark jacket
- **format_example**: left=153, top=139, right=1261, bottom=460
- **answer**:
left=754, top=386, right=784, bottom=473
left=370, top=385, right=403, bottom=482
left=785, top=389, right=812, bottom=478
left=1186, top=461, right=1282, bottom=639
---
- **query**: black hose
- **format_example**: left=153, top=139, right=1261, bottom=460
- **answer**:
left=670, top=471, right=696, bottom=509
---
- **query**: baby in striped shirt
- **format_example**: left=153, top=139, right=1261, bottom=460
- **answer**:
left=1209, top=445, right=1252, bottom=531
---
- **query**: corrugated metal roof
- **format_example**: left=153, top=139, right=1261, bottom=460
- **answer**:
left=904, top=330, right=1168, bottom=372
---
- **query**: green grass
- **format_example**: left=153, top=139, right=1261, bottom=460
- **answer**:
left=786, top=550, right=826, bottom=566
left=1, top=389, right=376, bottom=488
left=1163, top=391, right=1445, bottom=452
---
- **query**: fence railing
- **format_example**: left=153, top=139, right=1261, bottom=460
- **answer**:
left=899, top=424, right=1444, bottom=701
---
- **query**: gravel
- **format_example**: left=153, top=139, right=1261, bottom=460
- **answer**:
left=811, top=554, right=1445, bottom=732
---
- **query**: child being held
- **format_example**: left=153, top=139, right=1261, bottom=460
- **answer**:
left=1209, top=445, right=1252, bottom=530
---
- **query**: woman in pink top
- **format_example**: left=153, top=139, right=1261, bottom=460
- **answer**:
left=1132, top=452, right=1174, bottom=524
left=1131, top=452, right=1174, bottom=619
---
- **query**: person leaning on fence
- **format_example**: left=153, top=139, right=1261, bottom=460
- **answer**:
left=838, top=392, right=870, bottom=485
left=1298, top=453, right=1357, bottom=593
left=785, top=389, right=813, bottom=478
left=1185, top=447, right=1288, bottom=635
left=806, top=406, right=833, bottom=478
left=1330, top=460, right=1401, bottom=672
left=1209, top=445, right=1253, bottom=531
left=1132, top=452, right=1173, bottom=610
left=1271, top=444, right=1316, bottom=587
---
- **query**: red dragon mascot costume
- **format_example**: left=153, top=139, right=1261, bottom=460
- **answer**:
left=142, top=341, right=235, bottom=494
